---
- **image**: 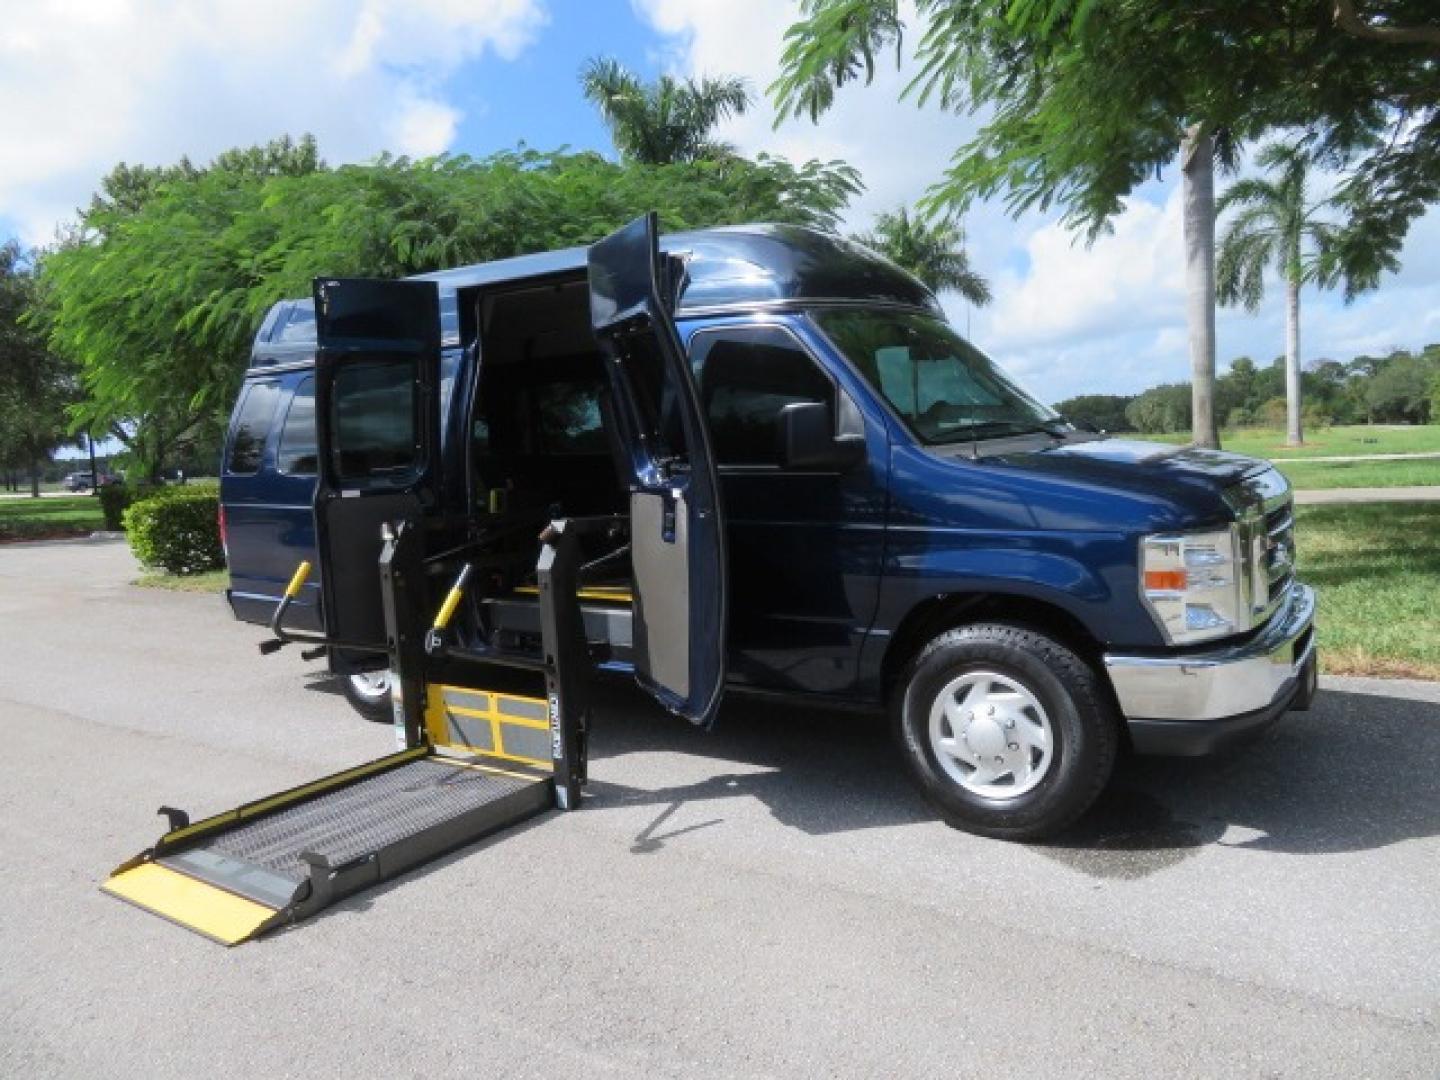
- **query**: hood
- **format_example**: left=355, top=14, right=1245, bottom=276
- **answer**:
left=1027, top=438, right=1267, bottom=485
left=959, top=437, right=1272, bottom=528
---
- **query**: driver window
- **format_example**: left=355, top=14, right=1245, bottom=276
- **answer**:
left=689, top=326, right=833, bottom=467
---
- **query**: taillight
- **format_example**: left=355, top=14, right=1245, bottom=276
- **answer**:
left=218, top=504, right=228, bottom=558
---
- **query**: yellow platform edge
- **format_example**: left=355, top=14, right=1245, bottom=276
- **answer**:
left=102, top=862, right=277, bottom=946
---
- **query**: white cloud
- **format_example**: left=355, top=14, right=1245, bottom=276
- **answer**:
left=636, top=0, right=1440, bottom=403
left=387, top=93, right=462, bottom=158
left=634, top=0, right=975, bottom=227
left=0, top=0, right=547, bottom=244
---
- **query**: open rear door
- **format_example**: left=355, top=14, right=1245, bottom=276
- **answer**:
left=312, top=277, right=442, bottom=668
left=588, top=213, right=727, bottom=725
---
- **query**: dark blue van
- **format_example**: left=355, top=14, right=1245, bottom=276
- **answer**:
left=222, top=218, right=1316, bottom=838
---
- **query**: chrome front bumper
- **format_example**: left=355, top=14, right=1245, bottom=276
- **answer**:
left=1105, top=582, right=1317, bottom=726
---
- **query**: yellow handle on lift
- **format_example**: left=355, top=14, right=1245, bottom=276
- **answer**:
left=432, top=564, right=473, bottom=631
left=284, top=561, right=312, bottom=600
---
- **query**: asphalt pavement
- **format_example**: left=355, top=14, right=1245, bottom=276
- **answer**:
left=1, top=538, right=1436, bottom=1078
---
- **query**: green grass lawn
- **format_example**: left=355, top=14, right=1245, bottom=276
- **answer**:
left=1141, top=424, right=1440, bottom=490
left=0, top=494, right=106, bottom=541
left=1296, top=502, right=1440, bottom=680
left=1277, top=457, right=1440, bottom=490
left=134, top=569, right=229, bottom=593
left=1150, top=423, right=1440, bottom=459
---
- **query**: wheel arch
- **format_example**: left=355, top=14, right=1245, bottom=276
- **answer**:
left=881, top=591, right=1110, bottom=700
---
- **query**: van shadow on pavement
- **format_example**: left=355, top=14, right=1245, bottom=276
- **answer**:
left=584, top=685, right=1440, bottom=879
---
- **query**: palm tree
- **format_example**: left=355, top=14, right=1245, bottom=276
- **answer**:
left=1217, top=142, right=1350, bottom=446
left=853, top=207, right=991, bottom=306
left=1182, top=124, right=1221, bottom=449
left=580, top=57, right=751, bottom=165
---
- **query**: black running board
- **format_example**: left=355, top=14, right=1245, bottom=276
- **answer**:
left=102, top=747, right=553, bottom=944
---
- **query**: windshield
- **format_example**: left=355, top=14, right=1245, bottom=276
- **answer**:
left=813, top=309, right=1058, bottom=444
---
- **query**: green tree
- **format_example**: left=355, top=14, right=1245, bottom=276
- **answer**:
left=1052, top=393, right=1134, bottom=432
left=1124, top=383, right=1192, bottom=434
left=40, top=136, right=327, bottom=480
left=581, top=57, right=751, bottom=165
left=852, top=206, right=990, bottom=303
left=1365, top=351, right=1434, bottom=423
left=771, top=0, right=1440, bottom=450
left=1217, top=143, right=1365, bottom=446
left=42, top=143, right=861, bottom=479
left=0, top=242, right=76, bottom=496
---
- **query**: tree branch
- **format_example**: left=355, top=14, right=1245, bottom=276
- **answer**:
left=1332, top=0, right=1440, bottom=47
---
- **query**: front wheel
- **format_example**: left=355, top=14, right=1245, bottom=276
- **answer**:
left=893, top=623, right=1117, bottom=840
left=341, top=670, right=393, bottom=723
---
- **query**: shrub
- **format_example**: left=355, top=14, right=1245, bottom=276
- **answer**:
left=122, top=483, right=224, bottom=575
left=98, top=482, right=139, bottom=531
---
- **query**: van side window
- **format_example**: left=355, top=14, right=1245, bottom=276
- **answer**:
left=277, top=377, right=317, bottom=474
left=331, top=358, right=417, bottom=479
left=689, top=326, right=833, bottom=467
left=226, top=381, right=281, bottom=474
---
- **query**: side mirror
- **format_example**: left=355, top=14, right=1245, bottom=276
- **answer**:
left=777, top=402, right=866, bottom=472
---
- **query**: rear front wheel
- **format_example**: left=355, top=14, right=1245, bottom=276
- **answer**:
left=893, top=623, right=1117, bottom=840
left=342, top=670, right=393, bottom=723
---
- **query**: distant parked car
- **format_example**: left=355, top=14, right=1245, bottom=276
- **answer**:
left=62, top=470, right=118, bottom=492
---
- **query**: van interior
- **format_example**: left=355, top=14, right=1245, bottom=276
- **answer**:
left=455, top=276, right=638, bottom=661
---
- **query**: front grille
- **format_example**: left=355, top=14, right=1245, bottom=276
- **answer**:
left=1263, top=499, right=1296, bottom=604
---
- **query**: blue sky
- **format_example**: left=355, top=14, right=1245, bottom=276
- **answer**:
left=3, top=0, right=1437, bottom=406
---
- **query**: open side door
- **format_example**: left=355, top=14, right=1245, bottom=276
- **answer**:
left=588, top=213, right=727, bottom=725
left=312, top=277, right=442, bottom=669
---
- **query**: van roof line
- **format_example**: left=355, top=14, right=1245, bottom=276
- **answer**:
left=247, top=223, right=939, bottom=369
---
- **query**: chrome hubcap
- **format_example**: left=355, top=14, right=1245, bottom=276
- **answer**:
left=928, top=671, right=1054, bottom=797
left=349, top=671, right=391, bottom=700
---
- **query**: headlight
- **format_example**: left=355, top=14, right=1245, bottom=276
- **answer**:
left=1140, top=527, right=1243, bottom=645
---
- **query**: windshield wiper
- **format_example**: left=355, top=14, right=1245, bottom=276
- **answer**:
left=933, top=419, right=1056, bottom=444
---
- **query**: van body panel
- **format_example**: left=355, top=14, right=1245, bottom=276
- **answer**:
left=222, top=366, right=323, bottom=632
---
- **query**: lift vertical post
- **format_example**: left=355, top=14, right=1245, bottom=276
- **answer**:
left=536, top=519, right=593, bottom=810
left=378, top=519, right=426, bottom=749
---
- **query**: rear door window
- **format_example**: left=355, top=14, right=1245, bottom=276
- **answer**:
left=227, top=381, right=281, bottom=474
left=276, top=377, right=317, bottom=474
left=329, top=357, right=418, bottom=480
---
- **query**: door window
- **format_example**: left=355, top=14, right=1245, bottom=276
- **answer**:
left=276, top=377, right=317, bottom=475
left=330, top=357, right=417, bottom=480
left=689, top=326, right=834, bottom=466
left=226, top=381, right=281, bottom=474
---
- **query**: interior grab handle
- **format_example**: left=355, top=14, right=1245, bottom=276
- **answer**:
left=426, top=563, right=473, bottom=653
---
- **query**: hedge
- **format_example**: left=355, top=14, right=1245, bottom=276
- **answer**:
left=98, top=482, right=138, bottom=531
left=122, top=483, right=224, bottom=575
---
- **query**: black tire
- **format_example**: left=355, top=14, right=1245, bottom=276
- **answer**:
left=341, top=671, right=393, bottom=723
left=892, top=623, right=1117, bottom=840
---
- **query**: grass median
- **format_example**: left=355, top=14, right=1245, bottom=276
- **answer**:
left=0, top=494, right=105, bottom=541
left=1152, top=424, right=1440, bottom=459
left=1296, top=502, right=1440, bottom=680
left=1277, top=457, right=1440, bottom=490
